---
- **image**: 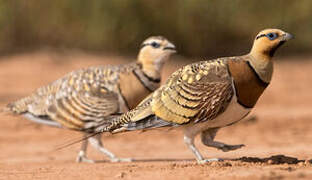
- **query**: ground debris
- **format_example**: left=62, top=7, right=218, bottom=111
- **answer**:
left=115, top=172, right=126, bottom=178
left=305, top=159, right=312, bottom=165
left=235, top=155, right=304, bottom=165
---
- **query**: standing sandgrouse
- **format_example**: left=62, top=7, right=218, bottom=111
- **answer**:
left=103, top=29, right=293, bottom=163
left=4, top=36, right=176, bottom=162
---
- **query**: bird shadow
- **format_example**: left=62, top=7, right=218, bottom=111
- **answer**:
left=93, top=154, right=309, bottom=165
left=230, top=154, right=306, bottom=165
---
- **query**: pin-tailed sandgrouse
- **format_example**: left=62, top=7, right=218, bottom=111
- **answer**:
left=103, top=29, right=293, bottom=164
left=4, top=36, right=176, bottom=162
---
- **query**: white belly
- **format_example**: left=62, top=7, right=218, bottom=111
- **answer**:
left=206, top=95, right=250, bottom=128
left=184, top=95, right=251, bottom=135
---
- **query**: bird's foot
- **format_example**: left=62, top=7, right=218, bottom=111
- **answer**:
left=76, top=155, right=95, bottom=163
left=76, top=150, right=95, bottom=163
left=218, top=144, right=245, bottom=152
left=197, top=158, right=224, bottom=164
left=110, top=157, right=133, bottom=163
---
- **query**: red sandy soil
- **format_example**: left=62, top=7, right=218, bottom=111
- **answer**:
left=0, top=51, right=311, bottom=180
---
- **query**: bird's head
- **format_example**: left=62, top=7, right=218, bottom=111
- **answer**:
left=138, top=36, right=176, bottom=73
left=250, top=29, right=293, bottom=59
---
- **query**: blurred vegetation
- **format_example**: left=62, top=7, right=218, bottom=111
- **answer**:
left=0, top=0, right=311, bottom=57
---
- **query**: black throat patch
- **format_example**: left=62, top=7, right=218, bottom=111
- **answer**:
left=269, top=41, right=285, bottom=57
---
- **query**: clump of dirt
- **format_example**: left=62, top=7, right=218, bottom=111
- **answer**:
left=235, top=155, right=303, bottom=164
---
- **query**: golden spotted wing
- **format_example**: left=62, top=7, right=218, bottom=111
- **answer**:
left=44, top=66, right=121, bottom=131
left=151, top=59, right=234, bottom=124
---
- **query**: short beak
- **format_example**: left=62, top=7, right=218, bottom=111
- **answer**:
left=282, top=32, right=294, bottom=41
left=163, top=42, right=177, bottom=53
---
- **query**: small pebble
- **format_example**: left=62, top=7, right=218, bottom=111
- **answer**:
left=224, top=162, right=232, bottom=167
left=115, top=172, right=126, bottom=178
left=305, top=159, right=312, bottom=165
left=298, top=162, right=305, bottom=166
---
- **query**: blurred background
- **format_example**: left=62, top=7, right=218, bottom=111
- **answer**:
left=0, top=0, right=311, bottom=58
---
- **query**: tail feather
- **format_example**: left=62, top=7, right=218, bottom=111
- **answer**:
left=23, top=113, right=62, bottom=128
left=124, top=115, right=173, bottom=131
left=102, top=91, right=179, bottom=133
left=104, top=94, right=154, bottom=131
left=0, top=102, right=25, bottom=114
left=86, top=114, right=122, bottom=133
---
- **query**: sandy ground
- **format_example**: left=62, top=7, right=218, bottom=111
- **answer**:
left=0, top=51, right=311, bottom=180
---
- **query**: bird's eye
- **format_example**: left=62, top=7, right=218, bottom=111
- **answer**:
left=266, top=33, right=278, bottom=40
left=151, top=42, right=160, bottom=48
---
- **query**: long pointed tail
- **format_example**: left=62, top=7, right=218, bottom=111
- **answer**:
left=124, top=115, right=173, bottom=131
left=104, top=95, right=154, bottom=132
left=104, top=94, right=176, bottom=133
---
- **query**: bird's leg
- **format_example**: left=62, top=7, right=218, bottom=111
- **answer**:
left=201, top=128, right=245, bottom=152
left=88, top=134, right=132, bottom=162
left=76, top=137, right=95, bottom=163
left=184, top=127, right=221, bottom=164
left=183, top=134, right=204, bottom=161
